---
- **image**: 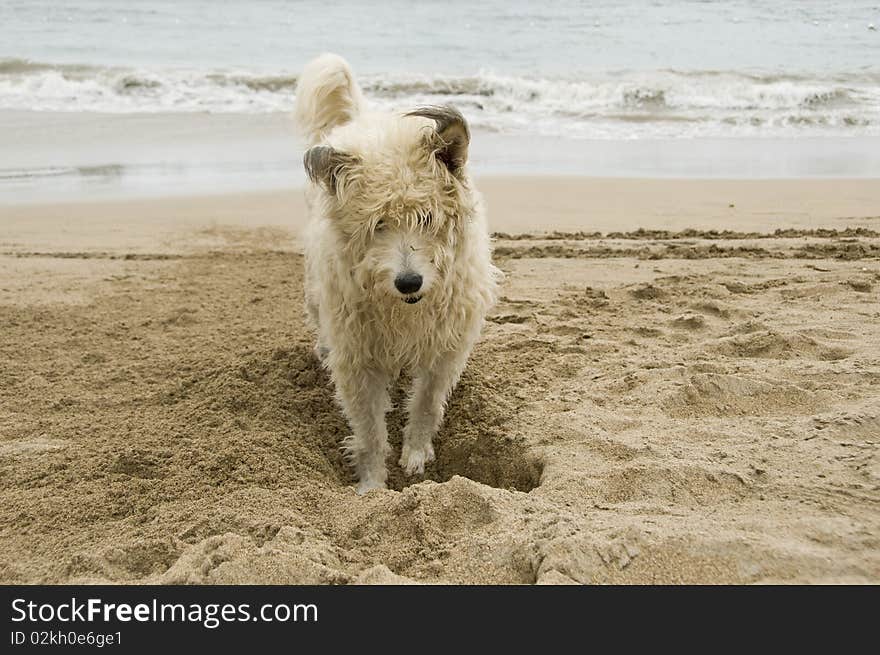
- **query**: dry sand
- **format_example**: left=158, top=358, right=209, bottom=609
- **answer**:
left=1, top=177, right=879, bottom=584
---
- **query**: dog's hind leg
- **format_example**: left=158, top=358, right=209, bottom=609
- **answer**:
left=306, top=303, right=330, bottom=363
left=335, top=368, right=392, bottom=494
left=400, top=349, right=471, bottom=475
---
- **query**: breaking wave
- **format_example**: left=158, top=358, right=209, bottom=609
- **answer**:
left=1, top=58, right=879, bottom=138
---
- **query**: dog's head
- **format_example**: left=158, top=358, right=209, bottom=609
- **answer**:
left=303, top=105, right=472, bottom=305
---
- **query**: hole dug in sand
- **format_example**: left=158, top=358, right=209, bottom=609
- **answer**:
left=184, top=346, right=543, bottom=494
left=383, top=374, right=544, bottom=493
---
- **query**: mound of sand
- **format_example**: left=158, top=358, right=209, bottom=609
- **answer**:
left=1, top=227, right=878, bottom=583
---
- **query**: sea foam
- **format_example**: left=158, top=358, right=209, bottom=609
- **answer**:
left=1, top=59, right=878, bottom=139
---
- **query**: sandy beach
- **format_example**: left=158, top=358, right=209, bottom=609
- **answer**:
left=1, top=177, right=878, bottom=584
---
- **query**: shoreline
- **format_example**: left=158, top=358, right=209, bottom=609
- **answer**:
left=4, top=111, right=880, bottom=204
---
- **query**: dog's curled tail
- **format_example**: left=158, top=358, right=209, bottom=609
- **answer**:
left=295, top=53, right=363, bottom=145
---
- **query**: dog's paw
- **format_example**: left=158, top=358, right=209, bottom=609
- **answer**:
left=399, top=442, right=435, bottom=476
left=355, top=478, right=386, bottom=495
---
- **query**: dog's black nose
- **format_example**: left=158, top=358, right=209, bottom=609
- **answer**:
left=394, top=272, right=423, bottom=295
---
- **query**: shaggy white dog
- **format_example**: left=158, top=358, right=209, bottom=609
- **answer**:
left=295, top=53, right=499, bottom=494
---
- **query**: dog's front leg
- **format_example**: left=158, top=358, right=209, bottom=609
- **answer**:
left=400, top=350, right=470, bottom=475
left=335, top=368, right=392, bottom=494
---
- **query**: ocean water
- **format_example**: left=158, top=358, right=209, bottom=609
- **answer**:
left=2, top=1, right=880, bottom=200
left=2, top=0, right=880, bottom=139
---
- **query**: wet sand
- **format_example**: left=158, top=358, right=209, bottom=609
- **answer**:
left=4, top=109, right=880, bottom=203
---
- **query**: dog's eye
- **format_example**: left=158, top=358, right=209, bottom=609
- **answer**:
left=375, top=220, right=386, bottom=232
left=418, top=212, right=432, bottom=227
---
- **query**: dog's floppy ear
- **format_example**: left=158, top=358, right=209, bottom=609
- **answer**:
left=303, top=145, right=358, bottom=194
left=406, top=105, right=470, bottom=175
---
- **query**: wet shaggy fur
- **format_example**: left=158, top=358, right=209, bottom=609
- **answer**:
left=296, top=54, right=500, bottom=494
